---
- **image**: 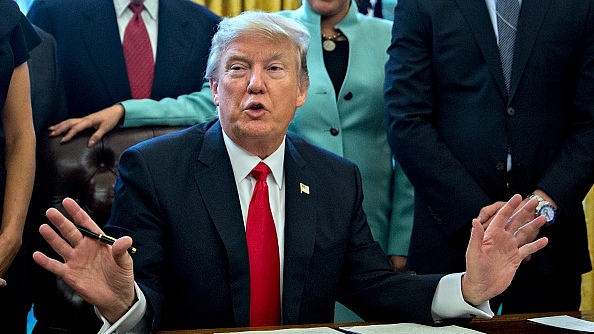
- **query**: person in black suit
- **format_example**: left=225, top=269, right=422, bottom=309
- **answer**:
left=384, top=0, right=594, bottom=314
left=24, top=25, right=69, bottom=333
left=27, top=0, right=220, bottom=119
left=27, top=0, right=219, bottom=332
left=32, top=11, right=548, bottom=333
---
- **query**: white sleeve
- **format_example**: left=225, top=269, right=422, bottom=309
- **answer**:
left=95, top=282, right=151, bottom=334
left=431, top=272, right=494, bottom=323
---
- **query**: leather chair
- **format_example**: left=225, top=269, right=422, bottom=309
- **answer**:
left=31, top=126, right=186, bottom=334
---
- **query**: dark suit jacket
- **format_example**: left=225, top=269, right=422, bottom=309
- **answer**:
left=27, top=0, right=220, bottom=118
left=104, top=120, right=443, bottom=331
left=29, top=26, right=67, bottom=134
left=384, top=0, right=594, bottom=275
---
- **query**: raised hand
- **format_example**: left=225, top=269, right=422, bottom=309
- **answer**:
left=461, top=194, right=548, bottom=306
left=32, top=197, right=136, bottom=323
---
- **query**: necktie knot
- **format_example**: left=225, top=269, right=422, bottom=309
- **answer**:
left=250, top=162, right=271, bottom=182
left=129, top=2, right=144, bottom=15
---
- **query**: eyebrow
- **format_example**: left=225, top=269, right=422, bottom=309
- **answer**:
left=225, top=51, right=290, bottom=67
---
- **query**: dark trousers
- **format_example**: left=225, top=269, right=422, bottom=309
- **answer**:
left=490, top=261, right=582, bottom=314
left=0, top=247, right=31, bottom=334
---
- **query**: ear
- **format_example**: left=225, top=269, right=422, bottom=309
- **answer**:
left=295, top=84, right=308, bottom=108
left=210, top=78, right=220, bottom=106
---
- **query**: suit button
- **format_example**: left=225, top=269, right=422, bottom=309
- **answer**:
left=496, top=161, right=506, bottom=171
left=506, top=107, right=515, bottom=116
left=330, top=127, right=340, bottom=136
left=344, top=92, right=353, bottom=100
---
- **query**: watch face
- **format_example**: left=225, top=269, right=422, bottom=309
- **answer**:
left=538, top=204, right=556, bottom=224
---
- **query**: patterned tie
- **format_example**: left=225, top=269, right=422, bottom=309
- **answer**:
left=246, top=162, right=281, bottom=326
left=123, top=1, right=154, bottom=99
left=496, top=0, right=520, bottom=92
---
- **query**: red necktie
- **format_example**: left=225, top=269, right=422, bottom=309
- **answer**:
left=123, top=2, right=154, bottom=99
left=246, top=162, right=281, bottom=326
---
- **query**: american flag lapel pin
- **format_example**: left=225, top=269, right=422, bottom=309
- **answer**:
left=300, top=183, right=310, bottom=195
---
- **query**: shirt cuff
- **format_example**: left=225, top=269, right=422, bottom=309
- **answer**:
left=431, top=272, right=494, bottom=323
left=96, top=282, right=148, bottom=334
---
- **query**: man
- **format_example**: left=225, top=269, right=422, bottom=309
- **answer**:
left=384, top=0, right=594, bottom=313
left=26, top=0, right=219, bottom=331
left=33, top=12, right=547, bottom=333
left=27, top=0, right=219, bottom=145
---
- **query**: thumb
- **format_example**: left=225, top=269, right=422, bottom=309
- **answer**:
left=111, top=236, right=134, bottom=267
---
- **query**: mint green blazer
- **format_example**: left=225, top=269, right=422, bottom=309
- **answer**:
left=278, top=0, right=413, bottom=257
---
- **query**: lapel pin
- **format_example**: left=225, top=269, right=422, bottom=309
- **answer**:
left=300, top=183, right=310, bottom=194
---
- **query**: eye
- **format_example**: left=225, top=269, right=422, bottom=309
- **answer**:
left=227, top=63, right=248, bottom=77
left=267, top=64, right=288, bottom=79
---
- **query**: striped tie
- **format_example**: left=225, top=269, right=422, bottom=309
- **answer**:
left=496, top=0, right=520, bottom=92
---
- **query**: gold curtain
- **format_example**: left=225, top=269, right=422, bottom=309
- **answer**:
left=581, top=186, right=594, bottom=310
left=193, top=0, right=301, bottom=17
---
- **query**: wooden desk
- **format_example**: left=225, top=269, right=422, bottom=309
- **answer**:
left=466, top=310, right=594, bottom=333
left=158, top=311, right=594, bottom=334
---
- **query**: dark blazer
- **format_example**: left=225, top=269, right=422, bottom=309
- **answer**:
left=27, top=0, right=220, bottom=118
left=29, top=26, right=67, bottom=134
left=105, top=120, right=443, bottom=331
left=384, top=0, right=594, bottom=275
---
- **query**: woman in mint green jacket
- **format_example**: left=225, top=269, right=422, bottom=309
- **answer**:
left=278, top=0, right=414, bottom=321
left=278, top=0, right=413, bottom=267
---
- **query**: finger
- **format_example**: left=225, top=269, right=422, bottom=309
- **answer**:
left=488, top=194, right=523, bottom=230
left=61, top=120, right=91, bottom=143
left=62, top=198, right=102, bottom=232
left=476, top=203, right=501, bottom=224
left=48, top=119, right=73, bottom=134
left=468, top=219, right=485, bottom=252
left=32, top=250, right=67, bottom=277
left=505, top=198, right=538, bottom=232
left=518, top=237, right=548, bottom=259
left=513, top=215, right=546, bottom=246
left=88, top=128, right=109, bottom=147
left=38, top=222, right=77, bottom=261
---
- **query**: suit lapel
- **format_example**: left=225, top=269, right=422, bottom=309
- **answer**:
left=455, top=0, right=508, bottom=100
left=80, top=0, right=131, bottom=101
left=509, top=0, right=550, bottom=99
left=151, top=0, right=193, bottom=98
left=194, top=122, right=251, bottom=327
left=281, top=136, right=317, bottom=324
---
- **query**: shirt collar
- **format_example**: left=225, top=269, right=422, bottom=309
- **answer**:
left=222, top=130, right=285, bottom=190
left=114, top=0, right=158, bottom=20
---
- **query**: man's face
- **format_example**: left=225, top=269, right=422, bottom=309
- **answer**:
left=211, top=35, right=308, bottom=152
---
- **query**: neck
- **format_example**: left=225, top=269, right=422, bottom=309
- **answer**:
left=319, top=3, right=350, bottom=35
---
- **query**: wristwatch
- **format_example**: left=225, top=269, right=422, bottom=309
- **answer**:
left=527, top=193, right=557, bottom=225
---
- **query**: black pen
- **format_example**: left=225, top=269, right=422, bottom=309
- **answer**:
left=75, top=225, right=137, bottom=254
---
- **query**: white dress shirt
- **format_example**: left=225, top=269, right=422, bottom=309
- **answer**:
left=96, top=130, right=492, bottom=333
left=114, top=0, right=158, bottom=60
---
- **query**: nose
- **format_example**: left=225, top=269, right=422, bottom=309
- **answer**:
left=247, top=67, right=265, bottom=93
